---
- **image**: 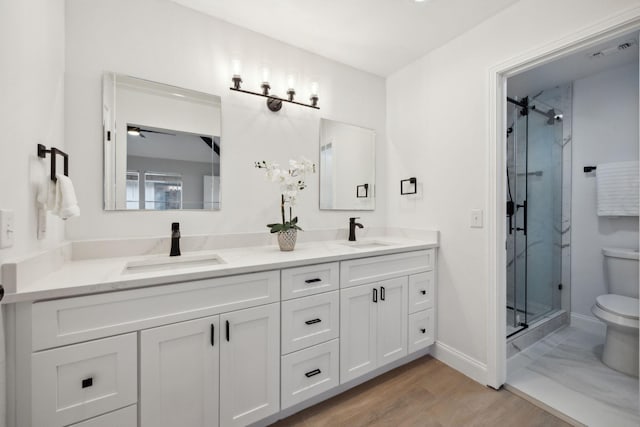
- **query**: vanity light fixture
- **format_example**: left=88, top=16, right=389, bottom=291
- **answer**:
left=229, top=62, right=320, bottom=111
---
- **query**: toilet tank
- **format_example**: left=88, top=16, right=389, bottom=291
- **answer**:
left=603, top=247, right=639, bottom=298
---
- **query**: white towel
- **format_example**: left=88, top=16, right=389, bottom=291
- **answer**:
left=596, top=161, right=639, bottom=216
left=54, top=174, right=80, bottom=219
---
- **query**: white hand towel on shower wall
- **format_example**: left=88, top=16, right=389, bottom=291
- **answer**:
left=596, top=161, right=639, bottom=216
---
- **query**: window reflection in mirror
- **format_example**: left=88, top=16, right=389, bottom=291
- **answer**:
left=319, top=119, right=375, bottom=211
left=103, top=73, right=221, bottom=211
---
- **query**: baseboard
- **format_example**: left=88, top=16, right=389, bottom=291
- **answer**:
left=570, top=312, right=606, bottom=336
left=432, top=340, right=488, bottom=385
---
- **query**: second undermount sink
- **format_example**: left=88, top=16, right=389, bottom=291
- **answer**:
left=123, top=253, right=225, bottom=274
left=340, top=240, right=394, bottom=249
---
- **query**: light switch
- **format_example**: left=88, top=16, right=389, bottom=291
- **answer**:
left=0, top=209, right=15, bottom=248
left=470, top=209, right=483, bottom=228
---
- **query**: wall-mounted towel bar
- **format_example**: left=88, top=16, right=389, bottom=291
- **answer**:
left=37, top=144, right=69, bottom=182
left=400, top=177, right=417, bottom=195
left=584, top=166, right=597, bottom=173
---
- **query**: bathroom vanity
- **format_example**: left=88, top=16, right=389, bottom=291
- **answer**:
left=1, top=235, right=437, bottom=427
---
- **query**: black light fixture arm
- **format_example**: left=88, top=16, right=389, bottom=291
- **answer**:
left=230, top=86, right=319, bottom=110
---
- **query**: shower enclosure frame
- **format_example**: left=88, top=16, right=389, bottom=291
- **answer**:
left=485, top=9, right=640, bottom=390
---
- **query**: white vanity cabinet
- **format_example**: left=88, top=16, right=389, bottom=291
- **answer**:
left=220, top=303, right=280, bottom=427
left=10, top=247, right=437, bottom=427
left=339, top=278, right=408, bottom=383
left=339, top=250, right=434, bottom=384
left=140, top=316, right=220, bottom=427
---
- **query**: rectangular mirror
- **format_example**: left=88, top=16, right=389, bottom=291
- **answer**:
left=103, top=73, right=221, bottom=211
left=319, top=119, right=375, bottom=210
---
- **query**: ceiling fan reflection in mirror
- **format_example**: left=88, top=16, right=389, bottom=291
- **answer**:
left=127, top=125, right=176, bottom=138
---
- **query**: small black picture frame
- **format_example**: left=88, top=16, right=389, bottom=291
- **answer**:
left=356, top=183, right=369, bottom=198
left=400, top=177, right=417, bottom=195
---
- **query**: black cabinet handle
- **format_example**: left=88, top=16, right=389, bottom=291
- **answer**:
left=420, top=290, right=426, bottom=295
left=210, top=324, right=215, bottom=346
left=305, top=278, right=322, bottom=284
left=380, top=286, right=385, bottom=301
left=226, top=320, right=230, bottom=342
left=305, top=318, right=321, bottom=325
left=420, top=328, right=426, bottom=334
left=81, top=377, right=93, bottom=388
left=305, top=369, right=321, bottom=378
left=373, top=288, right=378, bottom=303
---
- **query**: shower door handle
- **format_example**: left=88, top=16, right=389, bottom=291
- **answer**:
left=516, top=201, right=527, bottom=236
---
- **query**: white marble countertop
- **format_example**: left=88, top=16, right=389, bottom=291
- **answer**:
left=1, top=234, right=437, bottom=303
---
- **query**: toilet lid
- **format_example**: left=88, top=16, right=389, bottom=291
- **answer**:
left=596, top=294, right=639, bottom=319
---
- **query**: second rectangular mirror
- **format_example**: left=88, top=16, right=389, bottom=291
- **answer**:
left=319, top=119, right=375, bottom=210
left=103, top=73, right=222, bottom=211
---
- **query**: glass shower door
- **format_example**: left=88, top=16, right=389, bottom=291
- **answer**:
left=506, top=101, right=529, bottom=335
left=524, top=100, right=563, bottom=324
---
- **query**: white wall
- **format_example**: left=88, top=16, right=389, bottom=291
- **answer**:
left=65, top=0, right=387, bottom=240
left=571, top=62, right=639, bottom=318
left=386, top=0, right=640, bottom=372
left=0, top=1, right=66, bottom=425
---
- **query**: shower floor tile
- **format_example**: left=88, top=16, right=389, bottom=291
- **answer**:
left=507, top=325, right=639, bottom=427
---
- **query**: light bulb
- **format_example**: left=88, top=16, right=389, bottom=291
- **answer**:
left=310, top=81, right=319, bottom=96
left=231, top=59, right=242, bottom=77
left=287, top=74, right=296, bottom=90
left=262, top=67, right=270, bottom=84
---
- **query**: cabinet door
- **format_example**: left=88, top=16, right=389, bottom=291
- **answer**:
left=140, top=316, right=219, bottom=427
left=376, top=277, right=408, bottom=366
left=220, top=303, right=280, bottom=427
left=340, top=283, right=378, bottom=383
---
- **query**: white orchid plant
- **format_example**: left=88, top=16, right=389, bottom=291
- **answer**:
left=255, top=157, right=316, bottom=233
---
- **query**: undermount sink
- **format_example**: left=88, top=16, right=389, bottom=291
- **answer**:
left=340, top=240, right=393, bottom=249
left=123, top=253, right=225, bottom=274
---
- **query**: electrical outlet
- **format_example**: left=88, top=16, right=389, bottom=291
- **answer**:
left=470, top=209, right=483, bottom=228
left=0, top=209, right=15, bottom=248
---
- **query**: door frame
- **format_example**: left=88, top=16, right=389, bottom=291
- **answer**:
left=486, top=6, right=640, bottom=389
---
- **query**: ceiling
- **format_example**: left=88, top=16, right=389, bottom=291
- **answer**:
left=171, top=0, right=520, bottom=76
left=508, top=33, right=639, bottom=98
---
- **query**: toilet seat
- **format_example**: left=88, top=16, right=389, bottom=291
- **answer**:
left=596, top=294, right=639, bottom=319
left=592, top=294, right=639, bottom=331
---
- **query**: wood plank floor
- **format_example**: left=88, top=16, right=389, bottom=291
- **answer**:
left=271, top=356, right=570, bottom=427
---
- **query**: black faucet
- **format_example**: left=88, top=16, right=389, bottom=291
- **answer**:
left=170, top=222, right=181, bottom=256
left=348, top=217, right=364, bottom=241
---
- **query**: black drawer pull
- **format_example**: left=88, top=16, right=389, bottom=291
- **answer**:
left=81, top=377, right=93, bottom=388
left=226, top=320, right=230, bottom=342
left=420, top=290, right=427, bottom=295
left=372, top=288, right=378, bottom=303
left=380, top=286, right=386, bottom=301
left=420, top=328, right=426, bottom=334
left=305, top=369, right=321, bottom=378
left=305, top=278, right=322, bottom=284
left=305, top=318, right=321, bottom=325
left=211, top=324, right=215, bottom=346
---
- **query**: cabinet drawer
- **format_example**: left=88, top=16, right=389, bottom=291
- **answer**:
left=68, top=405, right=137, bottom=427
left=408, top=309, right=434, bottom=353
left=32, top=333, right=137, bottom=427
left=281, top=262, right=339, bottom=300
left=281, top=291, right=339, bottom=354
left=408, top=271, right=434, bottom=314
left=32, top=270, right=280, bottom=350
left=281, top=339, right=339, bottom=410
left=340, top=250, right=433, bottom=288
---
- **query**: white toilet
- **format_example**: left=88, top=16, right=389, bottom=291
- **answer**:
left=591, top=247, right=639, bottom=377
